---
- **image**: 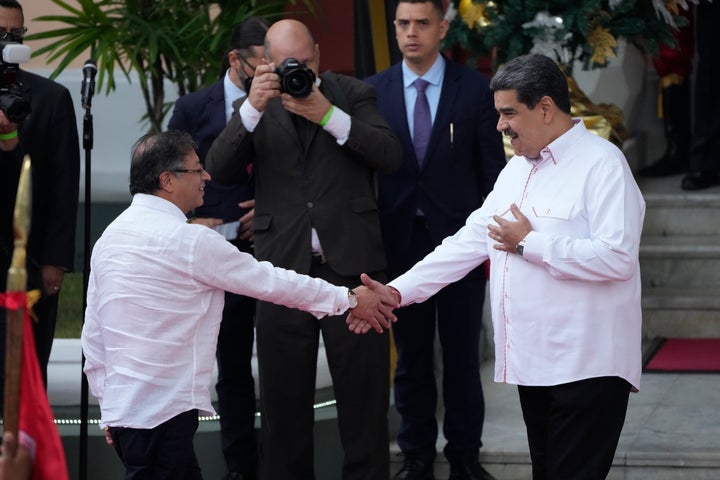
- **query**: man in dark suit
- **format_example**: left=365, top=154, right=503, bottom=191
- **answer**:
left=0, top=0, right=79, bottom=408
left=365, top=1, right=505, bottom=479
left=206, top=18, right=402, bottom=480
left=167, top=15, right=268, bottom=480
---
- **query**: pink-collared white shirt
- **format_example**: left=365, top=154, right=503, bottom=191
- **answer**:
left=390, top=120, right=646, bottom=391
left=82, top=194, right=351, bottom=429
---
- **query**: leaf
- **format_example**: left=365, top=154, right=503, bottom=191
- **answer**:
left=587, top=26, right=617, bottom=65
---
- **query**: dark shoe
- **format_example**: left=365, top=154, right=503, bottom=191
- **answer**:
left=393, top=456, right=434, bottom=479
left=681, top=171, right=720, bottom=190
left=448, top=461, right=496, bottom=480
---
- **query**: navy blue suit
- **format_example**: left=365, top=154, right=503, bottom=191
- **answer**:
left=366, top=59, right=506, bottom=466
left=168, top=79, right=257, bottom=476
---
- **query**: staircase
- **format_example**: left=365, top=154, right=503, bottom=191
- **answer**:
left=638, top=175, right=720, bottom=340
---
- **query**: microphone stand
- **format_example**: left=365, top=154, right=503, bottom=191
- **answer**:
left=79, top=96, right=93, bottom=480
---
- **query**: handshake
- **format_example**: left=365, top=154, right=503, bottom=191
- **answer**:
left=345, top=273, right=401, bottom=335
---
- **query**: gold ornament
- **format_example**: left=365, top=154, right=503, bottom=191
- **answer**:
left=588, top=26, right=617, bottom=65
left=458, top=0, right=493, bottom=29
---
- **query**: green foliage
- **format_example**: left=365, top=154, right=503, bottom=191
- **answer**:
left=27, top=0, right=317, bottom=133
left=56, top=272, right=83, bottom=338
left=443, top=0, right=688, bottom=73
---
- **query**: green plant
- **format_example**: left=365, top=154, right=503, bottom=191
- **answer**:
left=443, top=0, right=687, bottom=74
left=56, top=272, right=84, bottom=338
left=27, top=0, right=316, bottom=133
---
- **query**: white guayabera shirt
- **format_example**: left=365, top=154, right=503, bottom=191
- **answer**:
left=82, top=193, right=350, bottom=429
left=390, top=120, right=646, bottom=392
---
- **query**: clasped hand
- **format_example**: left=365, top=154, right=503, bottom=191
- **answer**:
left=346, top=273, right=399, bottom=335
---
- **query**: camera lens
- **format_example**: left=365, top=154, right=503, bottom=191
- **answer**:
left=276, top=57, right=315, bottom=98
left=284, top=71, right=312, bottom=98
left=0, top=94, right=30, bottom=123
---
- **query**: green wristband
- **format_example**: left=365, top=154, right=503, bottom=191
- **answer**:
left=0, top=130, right=18, bottom=140
left=319, top=105, right=335, bottom=127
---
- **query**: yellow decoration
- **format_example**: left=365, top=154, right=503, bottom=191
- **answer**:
left=26, top=289, right=41, bottom=322
left=458, top=0, right=492, bottom=29
left=568, top=75, right=626, bottom=147
left=588, top=26, right=617, bottom=65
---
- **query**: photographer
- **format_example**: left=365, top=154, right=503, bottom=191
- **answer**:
left=206, top=19, right=402, bottom=480
left=0, top=0, right=80, bottom=410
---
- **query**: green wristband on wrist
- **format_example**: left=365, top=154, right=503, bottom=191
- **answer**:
left=0, top=130, right=18, bottom=140
left=319, top=105, right=335, bottom=127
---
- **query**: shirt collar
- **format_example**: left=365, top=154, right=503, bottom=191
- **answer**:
left=532, top=118, right=585, bottom=165
left=402, top=54, right=445, bottom=89
left=132, top=193, right=188, bottom=222
left=223, top=69, right=246, bottom=102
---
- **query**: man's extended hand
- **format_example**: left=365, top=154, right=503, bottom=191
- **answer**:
left=346, top=273, right=398, bottom=334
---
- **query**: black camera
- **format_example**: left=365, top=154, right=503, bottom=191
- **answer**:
left=0, top=41, right=31, bottom=123
left=275, top=57, right=316, bottom=98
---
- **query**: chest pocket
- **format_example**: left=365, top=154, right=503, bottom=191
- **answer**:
left=530, top=201, right=575, bottom=236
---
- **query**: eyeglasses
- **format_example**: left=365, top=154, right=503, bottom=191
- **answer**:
left=171, top=166, right=205, bottom=175
left=0, top=27, right=28, bottom=41
left=234, top=50, right=258, bottom=74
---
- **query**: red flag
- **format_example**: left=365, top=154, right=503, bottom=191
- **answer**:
left=2, top=292, right=69, bottom=480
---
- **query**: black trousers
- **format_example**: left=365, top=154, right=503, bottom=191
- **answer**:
left=255, top=262, right=390, bottom=480
left=215, top=290, right=257, bottom=475
left=518, top=376, right=631, bottom=480
left=108, top=410, right=202, bottom=480
left=391, top=217, right=487, bottom=466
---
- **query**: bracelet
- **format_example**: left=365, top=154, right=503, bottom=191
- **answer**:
left=319, top=105, right=334, bottom=127
left=0, top=130, right=18, bottom=140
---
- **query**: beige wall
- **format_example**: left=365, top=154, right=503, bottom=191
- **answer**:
left=23, top=0, right=86, bottom=70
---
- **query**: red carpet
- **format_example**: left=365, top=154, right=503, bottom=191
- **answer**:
left=644, top=338, right=720, bottom=373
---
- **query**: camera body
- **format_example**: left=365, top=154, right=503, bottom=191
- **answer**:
left=0, top=41, right=31, bottom=123
left=275, top=57, right=316, bottom=98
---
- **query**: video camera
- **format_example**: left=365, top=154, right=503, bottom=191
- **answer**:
left=0, top=41, right=31, bottom=123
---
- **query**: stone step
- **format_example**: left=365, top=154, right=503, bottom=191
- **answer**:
left=639, top=235, right=720, bottom=288
left=642, top=287, right=720, bottom=339
left=642, top=192, right=720, bottom=237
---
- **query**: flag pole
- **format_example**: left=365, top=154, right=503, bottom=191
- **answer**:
left=3, top=155, right=32, bottom=437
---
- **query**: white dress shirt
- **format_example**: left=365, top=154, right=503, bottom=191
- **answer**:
left=390, top=120, right=646, bottom=390
left=82, top=194, right=351, bottom=429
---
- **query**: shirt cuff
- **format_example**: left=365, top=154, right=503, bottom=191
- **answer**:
left=322, top=106, right=351, bottom=145
left=239, top=99, right=264, bottom=132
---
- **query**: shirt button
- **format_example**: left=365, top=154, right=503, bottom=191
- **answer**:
left=306, top=202, right=314, bottom=208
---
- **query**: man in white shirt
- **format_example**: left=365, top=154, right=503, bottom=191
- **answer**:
left=349, top=54, right=645, bottom=480
left=82, top=130, right=396, bottom=480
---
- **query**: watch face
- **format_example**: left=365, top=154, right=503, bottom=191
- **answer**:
left=517, top=244, right=524, bottom=256
left=348, top=290, right=358, bottom=308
